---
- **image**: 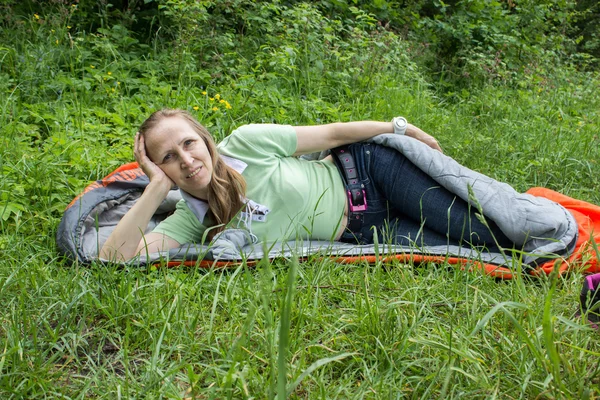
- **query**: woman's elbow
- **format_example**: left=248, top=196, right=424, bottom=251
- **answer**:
left=98, top=244, right=134, bottom=263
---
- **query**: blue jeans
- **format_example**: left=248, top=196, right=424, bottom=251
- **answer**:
left=339, top=143, right=514, bottom=252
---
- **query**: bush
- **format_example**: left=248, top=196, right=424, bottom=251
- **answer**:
left=303, top=0, right=598, bottom=87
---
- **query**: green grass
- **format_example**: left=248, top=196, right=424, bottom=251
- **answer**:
left=1, top=5, right=600, bottom=399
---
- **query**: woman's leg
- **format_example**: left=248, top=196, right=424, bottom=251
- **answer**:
left=369, top=144, right=514, bottom=250
left=383, top=216, right=458, bottom=247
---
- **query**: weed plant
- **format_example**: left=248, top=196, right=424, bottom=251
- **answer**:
left=0, top=2, right=599, bottom=398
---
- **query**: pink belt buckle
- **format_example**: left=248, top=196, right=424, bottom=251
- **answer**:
left=348, top=189, right=367, bottom=212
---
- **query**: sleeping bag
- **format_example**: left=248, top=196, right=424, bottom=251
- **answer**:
left=57, top=135, right=600, bottom=279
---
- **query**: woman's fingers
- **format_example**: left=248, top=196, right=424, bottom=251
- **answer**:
left=134, top=132, right=143, bottom=163
left=134, top=132, right=148, bottom=162
left=422, top=134, right=443, bottom=152
left=135, top=133, right=165, bottom=179
left=406, top=125, right=443, bottom=153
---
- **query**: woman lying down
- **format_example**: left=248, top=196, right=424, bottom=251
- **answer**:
left=100, top=109, right=580, bottom=265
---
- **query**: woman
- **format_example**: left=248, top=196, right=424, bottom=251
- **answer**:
left=100, top=108, right=520, bottom=262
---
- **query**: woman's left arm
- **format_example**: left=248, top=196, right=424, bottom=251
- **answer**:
left=293, top=120, right=442, bottom=155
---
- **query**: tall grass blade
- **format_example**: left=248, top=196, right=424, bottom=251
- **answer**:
left=207, top=271, right=224, bottom=344
left=589, top=234, right=600, bottom=272
left=150, top=294, right=178, bottom=373
left=277, top=256, right=298, bottom=400
left=542, top=264, right=568, bottom=395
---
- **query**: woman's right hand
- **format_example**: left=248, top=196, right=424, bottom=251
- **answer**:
left=100, top=133, right=178, bottom=262
left=134, top=132, right=175, bottom=190
left=406, top=124, right=443, bottom=153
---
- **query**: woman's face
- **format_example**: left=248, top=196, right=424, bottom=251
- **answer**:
left=144, top=116, right=213, bottom=199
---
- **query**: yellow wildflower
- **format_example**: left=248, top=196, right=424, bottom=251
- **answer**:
left=117, top=81, right=120, bottom=85
left=201, top=91, right=207, bottom=95
left=209, top=97, right=214, bottom=101
left=34, top=14, right=40, bottom=20
left=67, top=25, right=71, bottom=29
left=111, top=88, right=115, bottom=92
left=193, top=106, right=199, bottom=110
left=219, top=99, right=225, bottom=104
left=107, top=71, right=112, bottom=75
left=90, top=65, right=95, bottom=69
left=215, top=94, right=221, bottom=100
left=56, top=39, right=59, bottom=44
left=212, top=107, right=218, bottom=111
left=225, top=101, right=232, bottom=110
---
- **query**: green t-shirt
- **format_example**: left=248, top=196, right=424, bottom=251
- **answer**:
left=153, top=124, right=346, bottom=244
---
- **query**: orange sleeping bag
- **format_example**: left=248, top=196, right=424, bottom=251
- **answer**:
left=58, top=162, right=600, bottom=279
left=529, top=188, right=600, bottom=277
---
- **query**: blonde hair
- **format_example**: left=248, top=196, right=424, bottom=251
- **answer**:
left=139, top=109, right=246, bottom=239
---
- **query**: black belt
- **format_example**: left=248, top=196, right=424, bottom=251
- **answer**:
left=332, top=146, right=367, bottom=237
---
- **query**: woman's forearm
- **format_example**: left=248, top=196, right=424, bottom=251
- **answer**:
left=330, top=121, right=393, bottom=146
left=99, top=180, right=171, bottom=262
left=332, top=121, right=436, bottom=147
left=294, top=119, right=442, bottom=155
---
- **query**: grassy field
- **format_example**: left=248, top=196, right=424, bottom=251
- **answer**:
left=1, top=3, right=600, bottom=399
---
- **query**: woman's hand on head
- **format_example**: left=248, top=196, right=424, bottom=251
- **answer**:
left=100, top=133, right=178, bottom=262
left=406, top=124, right=443, bottom=153
left=134, top=132, right=175, bottom=189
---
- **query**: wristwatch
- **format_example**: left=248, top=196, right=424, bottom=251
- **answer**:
left=392, top=116, right=408, bottom=135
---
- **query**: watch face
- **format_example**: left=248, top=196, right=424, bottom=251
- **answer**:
left=394, top=117, right=407, bottom=131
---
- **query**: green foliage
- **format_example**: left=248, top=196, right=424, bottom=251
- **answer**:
left=3, top=0, right=596, bottom=88
left=409, top=0, right=580, bottom=84
left=306, top=0, right=599, bottom=86
left=573, top=0, right=600, bottom=58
